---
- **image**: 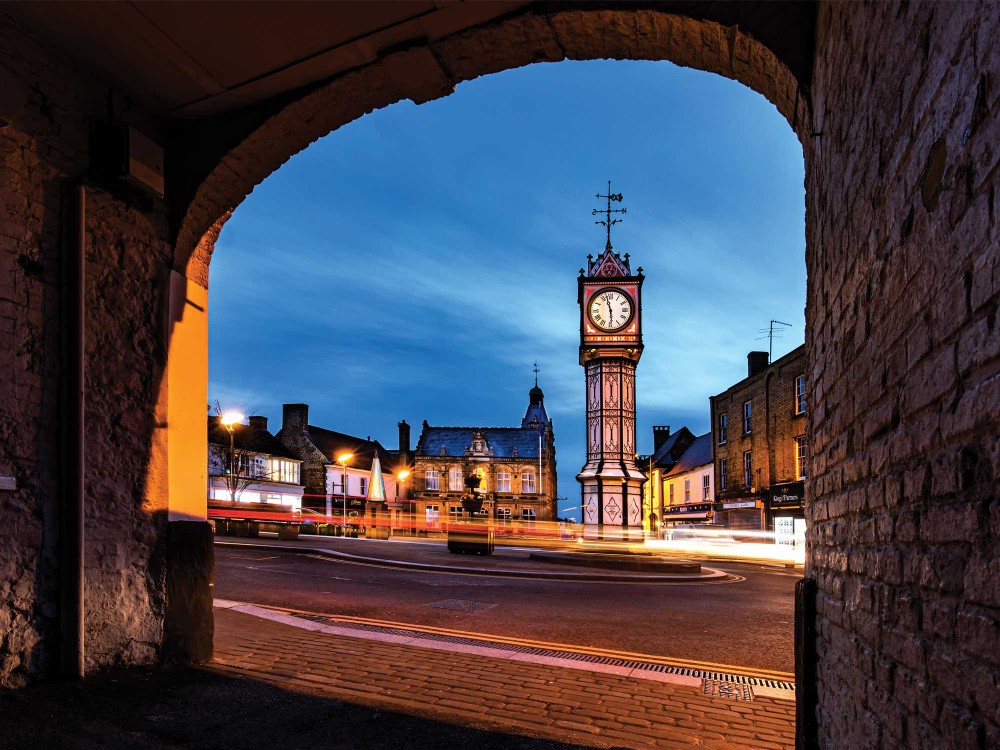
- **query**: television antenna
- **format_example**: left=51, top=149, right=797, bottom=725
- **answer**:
left=756, top=319, right=792, bottom=362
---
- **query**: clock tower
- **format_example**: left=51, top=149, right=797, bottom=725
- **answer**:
left=577, top=184, right=645, bottom=541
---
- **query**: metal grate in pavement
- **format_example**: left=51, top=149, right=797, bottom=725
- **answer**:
left=428, top=599, right=498, bottom=612
left=292, top=612, right=795, bottom=691
left=703, top=678, right=754, bottom=702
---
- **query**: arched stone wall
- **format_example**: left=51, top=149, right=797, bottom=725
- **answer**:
left=174, top=8, right=810, bottom=286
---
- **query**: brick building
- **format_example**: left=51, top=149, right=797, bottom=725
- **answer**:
left=710, top=347, right=807, bottom=536
left=412, top=384, right=557, bottom=529
left=660, top=433, right=714, bottom=531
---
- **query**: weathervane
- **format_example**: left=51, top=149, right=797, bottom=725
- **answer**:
left=532, top=361, right=540, bottom=387
left=592, top=180, right=626, bottom=250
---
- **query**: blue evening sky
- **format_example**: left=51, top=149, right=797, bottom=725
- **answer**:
left=208, top=59, right=805, bottom=520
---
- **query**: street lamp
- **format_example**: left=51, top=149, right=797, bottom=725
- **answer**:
left=337, top=452, right=353, bottom=536
left=396, top=469, right=410, bottom=536
left=220, top=412, right=244, bottom=503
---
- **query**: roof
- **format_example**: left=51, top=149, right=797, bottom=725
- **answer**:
left=416, top=427, right=543, bottom=459
left=207, top=416, right=298, bottom=460
left=648, top=426, right=695, bottom=467
left=304, top=425, right=392, bottom=467
left=663, top=433, right=713, bottom=478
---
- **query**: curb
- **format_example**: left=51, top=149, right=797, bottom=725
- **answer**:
left=214, top=540, right=739, bottom=584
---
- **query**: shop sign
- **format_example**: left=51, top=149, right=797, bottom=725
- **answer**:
left=771, top=494, right=802, bottom=508
left=723, top=500, right=757, bottom=510
left=665, top=502, right=713, bottom=515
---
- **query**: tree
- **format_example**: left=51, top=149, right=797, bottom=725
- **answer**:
left=209, top=403, right=273, bottom=504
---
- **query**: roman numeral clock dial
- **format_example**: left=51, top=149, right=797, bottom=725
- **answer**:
left=588, top=289, right=632, bottom=332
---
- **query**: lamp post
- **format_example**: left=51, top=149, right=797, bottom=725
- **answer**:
left=220, top=412, right=244, bottom=503
left=396, top=469, right=410, bottom=536
left=337, top=452, right=353, bottom=536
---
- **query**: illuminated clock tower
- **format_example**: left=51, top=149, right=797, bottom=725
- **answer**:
left=577, top=183, right=645, bottom=541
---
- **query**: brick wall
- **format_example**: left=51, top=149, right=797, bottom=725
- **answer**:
left=806, top=2, right=999, bottom=746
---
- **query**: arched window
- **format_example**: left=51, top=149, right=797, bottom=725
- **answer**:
left=474, top=466, right=488, bottom=492
left=497, top=468, right=511, bottom=493
left=425, top=468, right=439, bottom=491
left=521, top=469, right=536, bottom=494
left=448, top=467, right=463, bottom=491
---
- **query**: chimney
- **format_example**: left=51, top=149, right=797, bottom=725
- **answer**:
left=282, top=403, right=308, bottom=432
left=398, top=420, right=411, bottom=453
left=748, top=351, right=769, bottom=378
left=653, top=425, right=671, bottom=452
left=248, top=415, right=268, bottom=433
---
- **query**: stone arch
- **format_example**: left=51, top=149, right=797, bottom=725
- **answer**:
left=175, top=7, right=810, bottom=284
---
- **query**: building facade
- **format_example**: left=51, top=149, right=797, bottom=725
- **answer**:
left=276, top=403, right=405, bottom=533
left=709, top=346, right=807, bottom=540
left=412, top=384, right=557, bottom=530
left=638, top=425, right=696, bottom=535
left=207, top=414, right=304, bottom=511
left=660, top=432, right=714, bottom=532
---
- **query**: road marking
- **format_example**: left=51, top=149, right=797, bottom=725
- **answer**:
left=214, top=598, right=795, bottom=688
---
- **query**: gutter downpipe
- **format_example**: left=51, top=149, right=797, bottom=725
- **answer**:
left=60, top=182, right=85, bottom=679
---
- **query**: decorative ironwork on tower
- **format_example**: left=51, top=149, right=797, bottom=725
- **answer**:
left=592, top=180, right=626, bottom=250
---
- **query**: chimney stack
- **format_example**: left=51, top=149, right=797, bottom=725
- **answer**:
left=748, top=351, right=769, bottom=378
left=653, top=425, right=671, bottom=452
left=282, top=403, right=308, bottom=432
left=398, top=420, right=411, bottom=453
left=248, top=415, right=268, bottom=433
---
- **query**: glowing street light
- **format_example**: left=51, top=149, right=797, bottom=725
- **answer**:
left=337, top=452, right=353, bottom=536
left=396, top=469, right=411, bottom=537
left=219, top=412, right=244, bottom=501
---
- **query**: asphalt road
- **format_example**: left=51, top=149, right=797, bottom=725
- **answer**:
left=214, top=545, right=799, bottom=673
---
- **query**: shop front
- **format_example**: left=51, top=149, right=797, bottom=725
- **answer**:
left=768, top=480, right=805, bottom=546
left=663, top=502, right=714, bottom=527
left=713, top=498, right=764, bottom=531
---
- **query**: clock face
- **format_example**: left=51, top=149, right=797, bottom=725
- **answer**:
left=588, top=288, right=633, bottom=332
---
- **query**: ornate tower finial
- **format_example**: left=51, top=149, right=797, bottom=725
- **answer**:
left=532, top=361, right=540, bottom=387
left=592, top=180, right=626, bottom=250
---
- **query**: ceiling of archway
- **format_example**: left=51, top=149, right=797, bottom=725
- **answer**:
left=6, top=1, right=813, bottom=121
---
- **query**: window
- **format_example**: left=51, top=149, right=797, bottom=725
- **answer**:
left=473, top=466, right=487, bottom=492
left=496, top=507, right=511, bottom=525
left=795, top=374, right=806, bottom=415
left=521, top=469, right=536, bottom=494
left=702, top=474, right=710, bottom=501
left=425, top=469, right=439, bottom=491
left=743, top=401, right=752, bottom=434
left=668, top=483, right=675, bottom=504
left=497, top=469, right=511, bottom=493
left=743, top=451, right=753, bottom=487
left=359, top=476, right=367, bottom=497
left=718, top=414, right=728, bottom=444
left=719, top=459, right=728, bottom=491
left=449, top=505, right=463, bottom=519
left=795, top=436, right=807, bottom=480
left=425, top=504, right=439, bottom=528
left=684, top=478, right=691, bottom=502
left=448, top=467, right=463, bottom=491
left=521, top=508, right=536, bottom=524
left=270, top=459, right=299, bottom=484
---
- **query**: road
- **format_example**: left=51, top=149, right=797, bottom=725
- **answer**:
left=214, top=543, right=799, bottom=673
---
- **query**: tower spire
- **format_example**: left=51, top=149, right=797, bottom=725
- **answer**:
left=532, top=361, right=540, bottom=387
left=592, top=180, right=626, bottom=250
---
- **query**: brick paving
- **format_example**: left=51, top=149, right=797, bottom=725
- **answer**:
left=213, top=607, right=794, bottom=749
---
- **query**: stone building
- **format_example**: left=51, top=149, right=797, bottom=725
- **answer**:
left=275, top=403, right=402, bottom=532
left=709, top=347, right=807, bottom=535
left=412, top=384, right=557, bottom=529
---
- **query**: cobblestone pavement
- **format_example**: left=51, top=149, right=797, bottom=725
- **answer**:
left=213, top=606, right=795, bottom=749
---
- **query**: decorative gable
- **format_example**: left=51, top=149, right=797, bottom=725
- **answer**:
left=588, top=247, right=632, bottom=277
left=466, top=430, right=494, bottom=457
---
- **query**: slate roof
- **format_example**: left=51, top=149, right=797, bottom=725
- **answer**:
left=207, top=416, right=299, bottom=460
left=304, top=425, right=392, bottom=466
left=649, top=426, right=695, bottom=467
left=663, top=433, right=713, bottom=477
left=416, top=427, right=542, bottom=459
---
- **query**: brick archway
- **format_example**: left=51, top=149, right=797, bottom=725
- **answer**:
left=174, top=8, right=811, bottom=286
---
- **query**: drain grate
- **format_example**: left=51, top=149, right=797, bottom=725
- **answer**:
left=292, top=612, right=795, bottom=692
left=429, top=599, right=498, bottom=612
left=703, top=678, right=754, bottom=702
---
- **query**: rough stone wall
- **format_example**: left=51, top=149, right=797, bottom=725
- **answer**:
left=0, top=15, right=172, bottom=685
left=806, top=1, right=999, bottom=747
